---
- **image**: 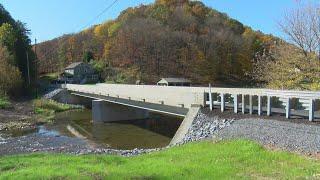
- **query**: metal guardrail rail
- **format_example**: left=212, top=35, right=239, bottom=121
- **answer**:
left=203, top=85, right=320, bottom=121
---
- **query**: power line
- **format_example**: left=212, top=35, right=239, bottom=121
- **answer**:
left=39, top=0, right=119, bottom=67
left=78, top=0, right=119, bottom=31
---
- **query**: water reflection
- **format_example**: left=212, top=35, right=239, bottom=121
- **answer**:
left=41, top=109, right=183, bottom=149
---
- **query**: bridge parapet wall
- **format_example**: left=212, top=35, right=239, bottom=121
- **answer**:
left=66, top=84, right=205, bottom=109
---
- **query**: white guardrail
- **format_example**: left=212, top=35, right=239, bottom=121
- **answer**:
left=65, top=83, right=320, bottom=121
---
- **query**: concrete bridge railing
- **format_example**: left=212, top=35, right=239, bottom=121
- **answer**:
left=65, top=83, right=320, bottom=121
left=66, top=83, right=205, bottom=109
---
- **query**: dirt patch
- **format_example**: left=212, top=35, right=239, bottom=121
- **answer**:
left=0, top=100, right=37, bottom=132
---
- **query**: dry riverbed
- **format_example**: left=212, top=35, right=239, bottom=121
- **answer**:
left=0, top=100, right=37, bottom=132
left=0, top=101, right=98, bottom=155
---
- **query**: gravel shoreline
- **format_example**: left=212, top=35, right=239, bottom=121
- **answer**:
left=215, top=118, right=320, bottom=154
left=0, top=133, right=165, bottom=156
left=180, top=112, right=234, bottom=143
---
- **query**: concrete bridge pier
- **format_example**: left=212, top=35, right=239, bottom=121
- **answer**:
left=92, top=100, right=149, bottom=123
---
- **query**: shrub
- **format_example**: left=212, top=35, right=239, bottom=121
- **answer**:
left=0, top=95, right=11, bottom=109
left=33, top=99, right=83, bottom=122
left=33, top=99, right=75, bottom=113
left=253, top=44, right=320, bottom=91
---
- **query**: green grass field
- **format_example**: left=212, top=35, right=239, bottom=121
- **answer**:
left=0, top=140, right=319, bottom=179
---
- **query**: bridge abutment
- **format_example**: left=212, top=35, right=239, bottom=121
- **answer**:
left=53, top=89, right=92, bottom=108
left=92, top=100, right=150, bottom=123
left=170, top=104, right=201, bottom=145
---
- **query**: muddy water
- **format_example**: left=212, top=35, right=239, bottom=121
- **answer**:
left=6, top=110, right=183, bottom=150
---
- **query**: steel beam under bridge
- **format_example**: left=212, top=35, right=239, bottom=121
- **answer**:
left=70, top=91, right=189, bottom=117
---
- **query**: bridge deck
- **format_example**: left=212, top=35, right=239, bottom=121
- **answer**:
left=71, top=92, right=188, bottom=117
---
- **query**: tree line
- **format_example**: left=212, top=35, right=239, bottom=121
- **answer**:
left=253, top=2, right=320, bottom=90
left=0, top=4, right=36, bottom=96
left=37, top=0, right=277, bottom=86
left=36, top=0, right=319, bottom=90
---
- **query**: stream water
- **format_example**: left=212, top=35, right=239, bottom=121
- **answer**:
left=6, top=110, right=183, bottom=150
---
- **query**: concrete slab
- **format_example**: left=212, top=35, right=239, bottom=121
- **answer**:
left=170, top=105, right=201, bottom=145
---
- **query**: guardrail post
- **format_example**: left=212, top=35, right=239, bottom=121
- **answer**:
left=258, top=95, right=262, bottom=115
left=209, top=84, right=213, bottom=111
left=249, top=95, right=253, bottom=114
left=233, top=94, right=238, bottom=113
left=221, top=93, right=225, bottom=112
left=242, top=94, right=245, bottom=114
left=203, top=91, right=207, bottom=107
left=286, top=98, right=291, bottom=119
left=267, top=96, right=272, bottom=116
left=309, top=99, right=314, bottom=122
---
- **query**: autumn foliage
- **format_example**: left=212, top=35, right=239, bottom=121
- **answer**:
left=0, top=5, right=35, bottom=95
left=37, top=0, right=278, bottom=86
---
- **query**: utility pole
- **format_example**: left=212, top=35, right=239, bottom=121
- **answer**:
left=34, top=38, right=37, bottom=56
left=34, top=38, right=38, bottom=98
left=26, top=51, right=31, bottom=86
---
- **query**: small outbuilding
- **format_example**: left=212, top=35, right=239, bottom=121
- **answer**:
left=157, top=78, right=191, bottom=86
left=60, top=62, right=99, bottom=84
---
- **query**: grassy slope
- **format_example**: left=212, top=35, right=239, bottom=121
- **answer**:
left=0, top=140, right=320, bottom=179
left=39, top=72, right=59, bottom=82
left=33, top=99, right=82, bottom=122
left=33, top=99, right=76, bottom=113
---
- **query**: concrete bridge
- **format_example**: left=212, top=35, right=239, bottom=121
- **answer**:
left=62, top=83, right=320, bottom=120
left=64, top=83, right=205, bottom=118
left=56, top=83, right=320, bottom=144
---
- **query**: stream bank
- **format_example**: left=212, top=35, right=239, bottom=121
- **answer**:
left=0, top=107, right=234, bottom=156
left=3, top=102, right=320, bottom=157
left=0, top=100, right=36, bottom=132
left=0, top=108, right=185, bottom=156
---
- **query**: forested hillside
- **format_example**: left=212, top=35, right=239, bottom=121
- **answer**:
left=37, top=0, right=279, bottom=85
left=0, top=4, right=36, bottom=95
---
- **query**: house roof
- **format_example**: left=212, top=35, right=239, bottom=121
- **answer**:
left=65, top=62, right=83, bottom=69
left=157, top=78, right=191, bottom=84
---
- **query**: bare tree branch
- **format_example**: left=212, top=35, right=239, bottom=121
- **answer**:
left=278, top=2, right=320, bottom=59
